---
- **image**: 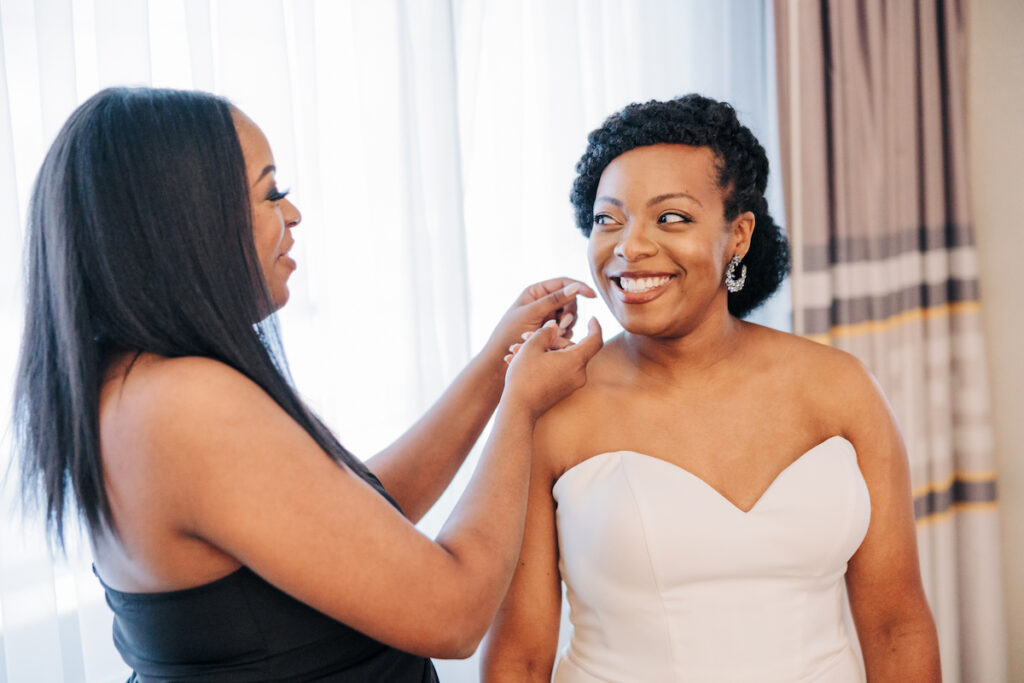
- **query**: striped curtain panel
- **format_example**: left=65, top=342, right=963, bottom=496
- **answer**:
left=773, top=1, right=1006, bottom=681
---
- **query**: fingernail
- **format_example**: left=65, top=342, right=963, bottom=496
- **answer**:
left=503, top=354, right=513, bottom=363
left=508, top=343, right=521, bottom=353
left=543, top=319, right=558, bottom=329
left=521, top=331, right=532, bottom=340
left=558, top=313, right=574, bottom=330
left=563, top=283, right=582, bottom=297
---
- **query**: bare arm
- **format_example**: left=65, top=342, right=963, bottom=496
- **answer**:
left=116, top=319, right=602, bottom=660
left=481, top=415, right=565, bottom=681
left=838, top=357, right=941, bottom=681
left=367, top=278, right=595, bottom=522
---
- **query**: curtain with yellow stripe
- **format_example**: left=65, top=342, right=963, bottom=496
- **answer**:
left=774, top=1, right=1006, bottom=680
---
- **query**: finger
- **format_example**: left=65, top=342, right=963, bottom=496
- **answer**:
left=526, top=282, right=585, bottom=320
left=517, top=318, right=560, bottom=357
left=551, top=336, right=574, bottom=350
left=564, top=317, right=604, bottom=362
left=561, top=295, right=579, bottom=325
left=519, top=277, right=597, bottom=305
left=557, top=312, right=574, bottom=335
left=508, top=343, right=522, bottom=354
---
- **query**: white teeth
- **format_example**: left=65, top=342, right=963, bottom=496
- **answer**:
left=619, top=276, right=671, bottom=293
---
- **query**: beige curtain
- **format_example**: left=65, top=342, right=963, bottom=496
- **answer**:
left=773, top=1, right=1006, bottom=680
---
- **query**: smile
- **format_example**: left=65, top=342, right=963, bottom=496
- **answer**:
left=617, top=275, right=672, bottom=293
left=610, top=273, right=676, bottom=303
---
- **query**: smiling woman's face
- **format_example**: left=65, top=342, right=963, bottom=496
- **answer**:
left=233, top=110, right=301, bottom=311
left=588, top=143, right=753, bottom=338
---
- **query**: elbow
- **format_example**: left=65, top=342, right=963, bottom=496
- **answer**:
left=445, top=639, right=484, bottom=661
left=430, top=597, right=497, bottom=659
left=415, top=554, right=505, bottom=658
left=392, top=623, right=484, bottom=660
left=444, top=609, right=494, bottom=659
left=428, top=625, right=487, bottom=660
left=858, top=613, right=940, bottom=678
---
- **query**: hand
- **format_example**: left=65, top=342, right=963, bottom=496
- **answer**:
left=483, top=278, right=597, bottom=366
left=502, top=317, right=603, bottom=420
left=503, top=319, right=576, bottom=363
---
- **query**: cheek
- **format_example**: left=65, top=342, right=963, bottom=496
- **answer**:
left=586, top=235, right=613, bottom=272
left=675, top=231, right=727, bottom=268
left=586, top=238, right=609, bottom=288
left=587, top=237, right=619, bottom=307
left=252, top=213, right=282, bottom=260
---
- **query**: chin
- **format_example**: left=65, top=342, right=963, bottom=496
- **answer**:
left=615, top=308, right=697, bottom=339
left=616, top=314, right=670, bottom=338
left=270, top=288, right=290, bottom=311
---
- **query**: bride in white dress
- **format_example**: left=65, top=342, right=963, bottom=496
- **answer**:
left=482, top=95, right=940, bottom=682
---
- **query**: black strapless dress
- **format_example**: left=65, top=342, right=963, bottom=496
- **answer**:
left=97, top=472, right=439, bottom=682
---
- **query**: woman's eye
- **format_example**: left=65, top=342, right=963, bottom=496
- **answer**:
left=593, top=214, right=618, bottom=227
left=658, top=212, right=690, bottom=224
left=266, top=188, right=290, bottom=202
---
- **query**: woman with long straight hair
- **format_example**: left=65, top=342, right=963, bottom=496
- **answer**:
left=14, top=87, right=603, bottom=681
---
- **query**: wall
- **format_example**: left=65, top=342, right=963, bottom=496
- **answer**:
left=966, top=0, right=1024, bottom=678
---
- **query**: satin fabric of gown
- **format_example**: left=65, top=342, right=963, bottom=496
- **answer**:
left=552, top=436, right=870, bottom=683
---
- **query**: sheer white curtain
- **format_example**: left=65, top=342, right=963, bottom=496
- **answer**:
left=0, top=1, right=784, bottom=681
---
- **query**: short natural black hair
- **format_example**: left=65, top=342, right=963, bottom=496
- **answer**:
left=14, top=87, right=376, bottom=546
left=570, top=94, right=790, bottom=318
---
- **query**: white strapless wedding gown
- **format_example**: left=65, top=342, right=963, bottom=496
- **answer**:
left=552, top=436, right=870, bottom=683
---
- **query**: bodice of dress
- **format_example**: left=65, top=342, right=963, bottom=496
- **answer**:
left=552, top=436, right=870, bottom=683
left=96, top=469, right=438, bottom=682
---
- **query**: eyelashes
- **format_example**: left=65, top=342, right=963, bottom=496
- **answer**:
left=265, top=187, right=290, bottom=202
left=658, top=212, right=692, bottom=224
left=592, top=212, right=693, bottom=227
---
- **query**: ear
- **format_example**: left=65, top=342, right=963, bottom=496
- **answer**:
left=730, top=211, right=756, bottom=259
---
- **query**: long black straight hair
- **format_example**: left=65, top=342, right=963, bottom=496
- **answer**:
left=14, top=87, right=375, bottom=546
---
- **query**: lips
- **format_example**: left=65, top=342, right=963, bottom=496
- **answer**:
left=609, top=272, right=676, bottom=304
left=277, top=237, right=295, bottom=261
left=277, top=242, right=296, bottom=270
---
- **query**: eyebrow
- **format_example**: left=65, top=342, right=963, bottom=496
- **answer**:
left=594, top=192, right=703, bottom=209
left=253, top=164, right=276, bottom=186
left=646, top=192, right=702, bottom=208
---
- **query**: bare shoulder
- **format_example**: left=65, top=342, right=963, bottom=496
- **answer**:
left=738, top=324, right=893, bottom=449
left=533, top=337, right=628, bottom=482
left=754, top=327, right=904, bottom=470
left=743, top=324, right=878, bottom=398
left=109, top=354, right=263, bottom=403
left=100, top=353, right=348, bottom=546
left=101, top=354, right=286, bottom=473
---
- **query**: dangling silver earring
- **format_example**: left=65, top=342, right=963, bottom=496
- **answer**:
left=724, top=255, right=747, bottom=293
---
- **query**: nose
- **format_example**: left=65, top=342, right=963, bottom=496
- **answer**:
left=283, top=198, right=301, bottom=229
left=613, top=220, right=658, bottom=261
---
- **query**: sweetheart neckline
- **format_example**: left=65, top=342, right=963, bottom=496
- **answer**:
left=553, top=435, right=857, bottom=515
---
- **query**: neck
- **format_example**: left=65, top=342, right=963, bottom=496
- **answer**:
left=621, top=307, right=745, bottom=385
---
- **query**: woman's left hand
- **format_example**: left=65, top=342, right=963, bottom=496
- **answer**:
left=483, top=277, right=596, bottom=366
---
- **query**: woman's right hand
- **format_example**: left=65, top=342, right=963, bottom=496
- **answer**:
left=502, top=316, right=603, bottom=420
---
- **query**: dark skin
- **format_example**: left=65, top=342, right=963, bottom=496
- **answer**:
left=483, top=144, right=940, bottom=681
left=89, top=110, right=606, bottom=660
